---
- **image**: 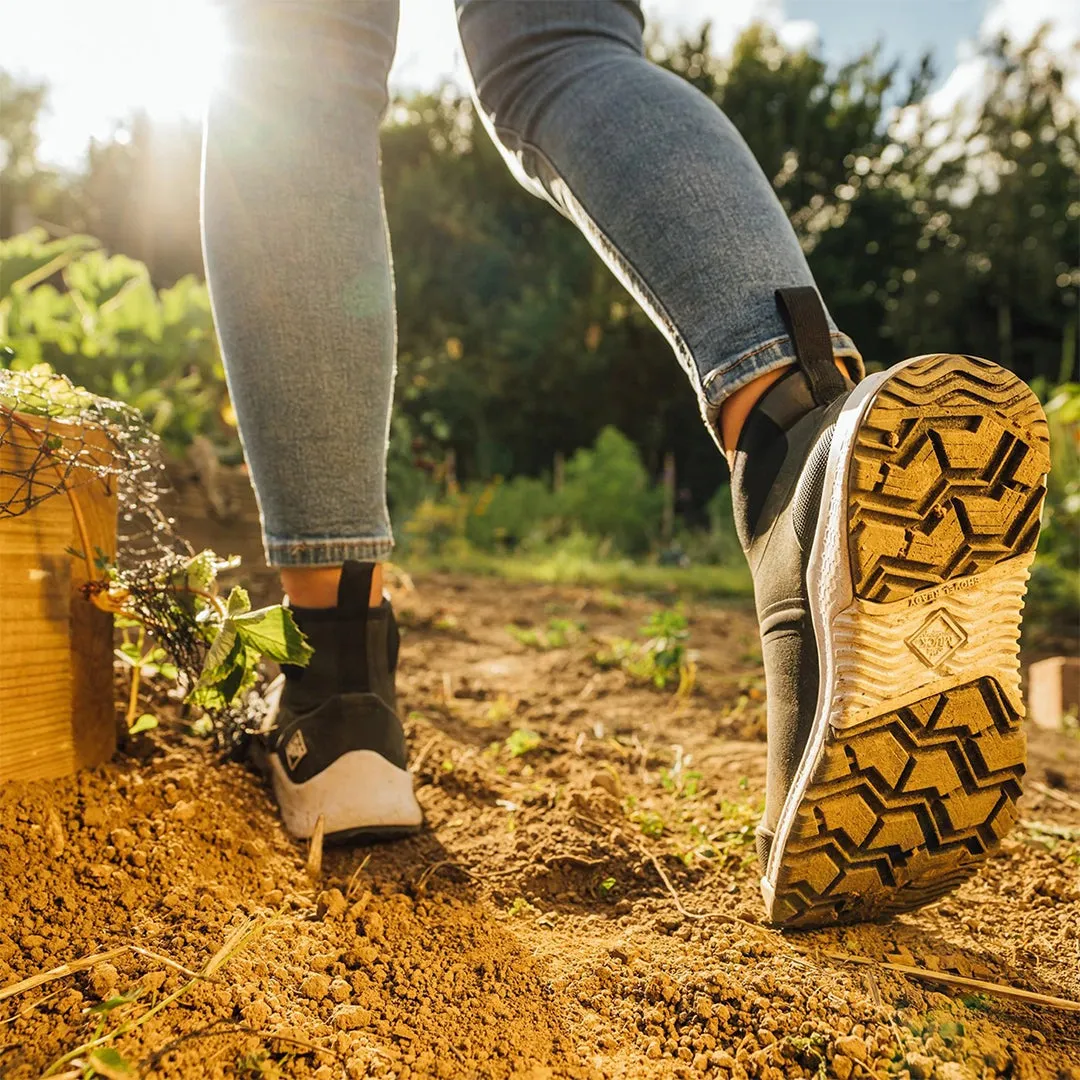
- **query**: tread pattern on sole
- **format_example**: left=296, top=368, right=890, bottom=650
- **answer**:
left=768, top=354, right=1048, bottom=929
left=771, top=677, right=1025, bottom=928
left=847, top=354, right=1050, bottom=605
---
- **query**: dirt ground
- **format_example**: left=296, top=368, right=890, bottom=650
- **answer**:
left=1, top=567, right=1079, bottom=1079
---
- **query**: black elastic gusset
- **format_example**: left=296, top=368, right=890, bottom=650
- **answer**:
left=775, top=287, right=847, bottom=406
left=731, top=406, right=788, bottom=552
left=791, top=423, right=836, bottom=551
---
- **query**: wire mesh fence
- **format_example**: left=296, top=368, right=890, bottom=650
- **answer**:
left=0, top=364, right=268, bottom=752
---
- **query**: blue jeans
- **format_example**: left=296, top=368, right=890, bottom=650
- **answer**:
left=202, top=0, right=862, bottom=568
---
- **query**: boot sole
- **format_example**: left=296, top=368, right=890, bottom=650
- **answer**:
left=267, top=747, right=424, bottom=842
left=762, top=354, right=1049, bottom=928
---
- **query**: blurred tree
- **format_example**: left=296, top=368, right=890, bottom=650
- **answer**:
left=882, top=30, right=1079, bottom=385
left=0, top=72, right=53, bottom=236
left=78, top=113, right=204, bottom=286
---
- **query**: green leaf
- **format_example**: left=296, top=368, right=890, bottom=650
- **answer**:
left=233, top=606, right=313, bottom=666
left=187, top=654, right=253, bottom=711
left=117, top=642, right=141, bottom=665
left=199, top=622, right=239, bottom=682
left=188, top=629, right=254, bottom=710
left=129, top=713, right=158, bottom=735
left=505, top=728, right=541, bottom=758
left=225, top=585, right=251, bottom=616
left=87, top=989, right=141, bottom=1016
left=174, top=549, right=217, bottom=594
left=0, top=229, right=98, bottom=302
left=87, top=1046, right=136, bottom=1079
left=189, top=715, right=214, bottom=737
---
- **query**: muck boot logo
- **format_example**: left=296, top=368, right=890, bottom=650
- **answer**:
left=285, top=729, right=309, bottom=771
left=905, top=608, right=968, bottom=669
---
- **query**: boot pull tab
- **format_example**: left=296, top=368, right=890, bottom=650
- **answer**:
left=337, top=560, right=375, bottom=619
left=775, top=287, right=847, bottom=406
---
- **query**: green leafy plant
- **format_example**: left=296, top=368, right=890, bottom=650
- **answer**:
left=1024, top=382, right=1080, bottom=646
left=504, top=728, right=542, bottom=758
left=101, top=551, right=313, bottom=722
left=633, top=810, right=666, bottom=839
left=506, top=617, right=584, bottom=650
left=594, top=607, right=696, bottom=693
left=1, top=229, right=232, bottom=456
left=660, top=767, right=702, bottom=799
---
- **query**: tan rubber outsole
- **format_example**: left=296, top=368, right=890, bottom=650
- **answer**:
left=769, top=355, right=1050, bottom=928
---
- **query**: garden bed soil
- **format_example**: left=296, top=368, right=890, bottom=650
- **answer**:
left=1, top=573, right=1078, bottom=1079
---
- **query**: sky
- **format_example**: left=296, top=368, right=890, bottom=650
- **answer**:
left=0, top=0, right=1077, bottom=168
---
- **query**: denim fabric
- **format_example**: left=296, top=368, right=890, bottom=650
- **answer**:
left=203, top=1, right=400, bottom=567
left=202, top=0, right=862, bottom=567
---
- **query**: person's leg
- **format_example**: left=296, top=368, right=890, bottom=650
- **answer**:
left=203, top=0, right=399, bottom=601
left=456, top=1, right=1050, bottom=928
left=203, top=0, right=422, bottom=841
left=454, top=0, right=862, bottom=458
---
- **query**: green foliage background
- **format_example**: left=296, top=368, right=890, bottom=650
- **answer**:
left=1, top=23, right=1076, bottom=639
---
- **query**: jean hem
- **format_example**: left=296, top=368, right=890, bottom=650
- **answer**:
left=702, top=332, right=864, bottom=406
left=264, top=535, right=394, bottom=568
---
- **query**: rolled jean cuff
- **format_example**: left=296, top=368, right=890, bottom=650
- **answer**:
left=701, top=332, right=864, bottom=407
left=264, top=534, right=394, bottom=568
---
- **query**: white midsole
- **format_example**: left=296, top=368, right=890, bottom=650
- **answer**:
left=269, top=748, right=423, bottom=839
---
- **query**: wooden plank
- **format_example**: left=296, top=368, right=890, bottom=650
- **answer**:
left=0, top=498, right=75, bottom=780
left=0, top=417, right=118, bottom=782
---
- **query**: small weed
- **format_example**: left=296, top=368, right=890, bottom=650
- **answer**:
left=634, top=810, right=666, bottom=839
left=505, top=728, right=542, bottom=758
left=593, top=606, right=695, bottom=693
left=128, top=713, right=158, bottom=736
left=507, top=624, right=542, bottom=648
left=237, top=1051, right=287, bottom=1079
left=484, top=693, right=515, bottom=724
left=675, top=799, right=761, bottom=865
left=785, top=1032, right=828, bottom=1078
left=597, top=877, right=617, bottom=898
left=1021, top=819, right=1080, bottom=850
left=660, top=767, right=702, bottom=799
left=505, top=896, right=538, bottom=918
left=960, top=993, right=993, bottom=1012
left=88, top=1046, right=137, bottom=1078
left=507, top=617, right=585, bottom=650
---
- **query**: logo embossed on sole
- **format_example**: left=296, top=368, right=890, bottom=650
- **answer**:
left=906, top=608, right=967, bottom=668
left=285, top=729, right=308, bottom=771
